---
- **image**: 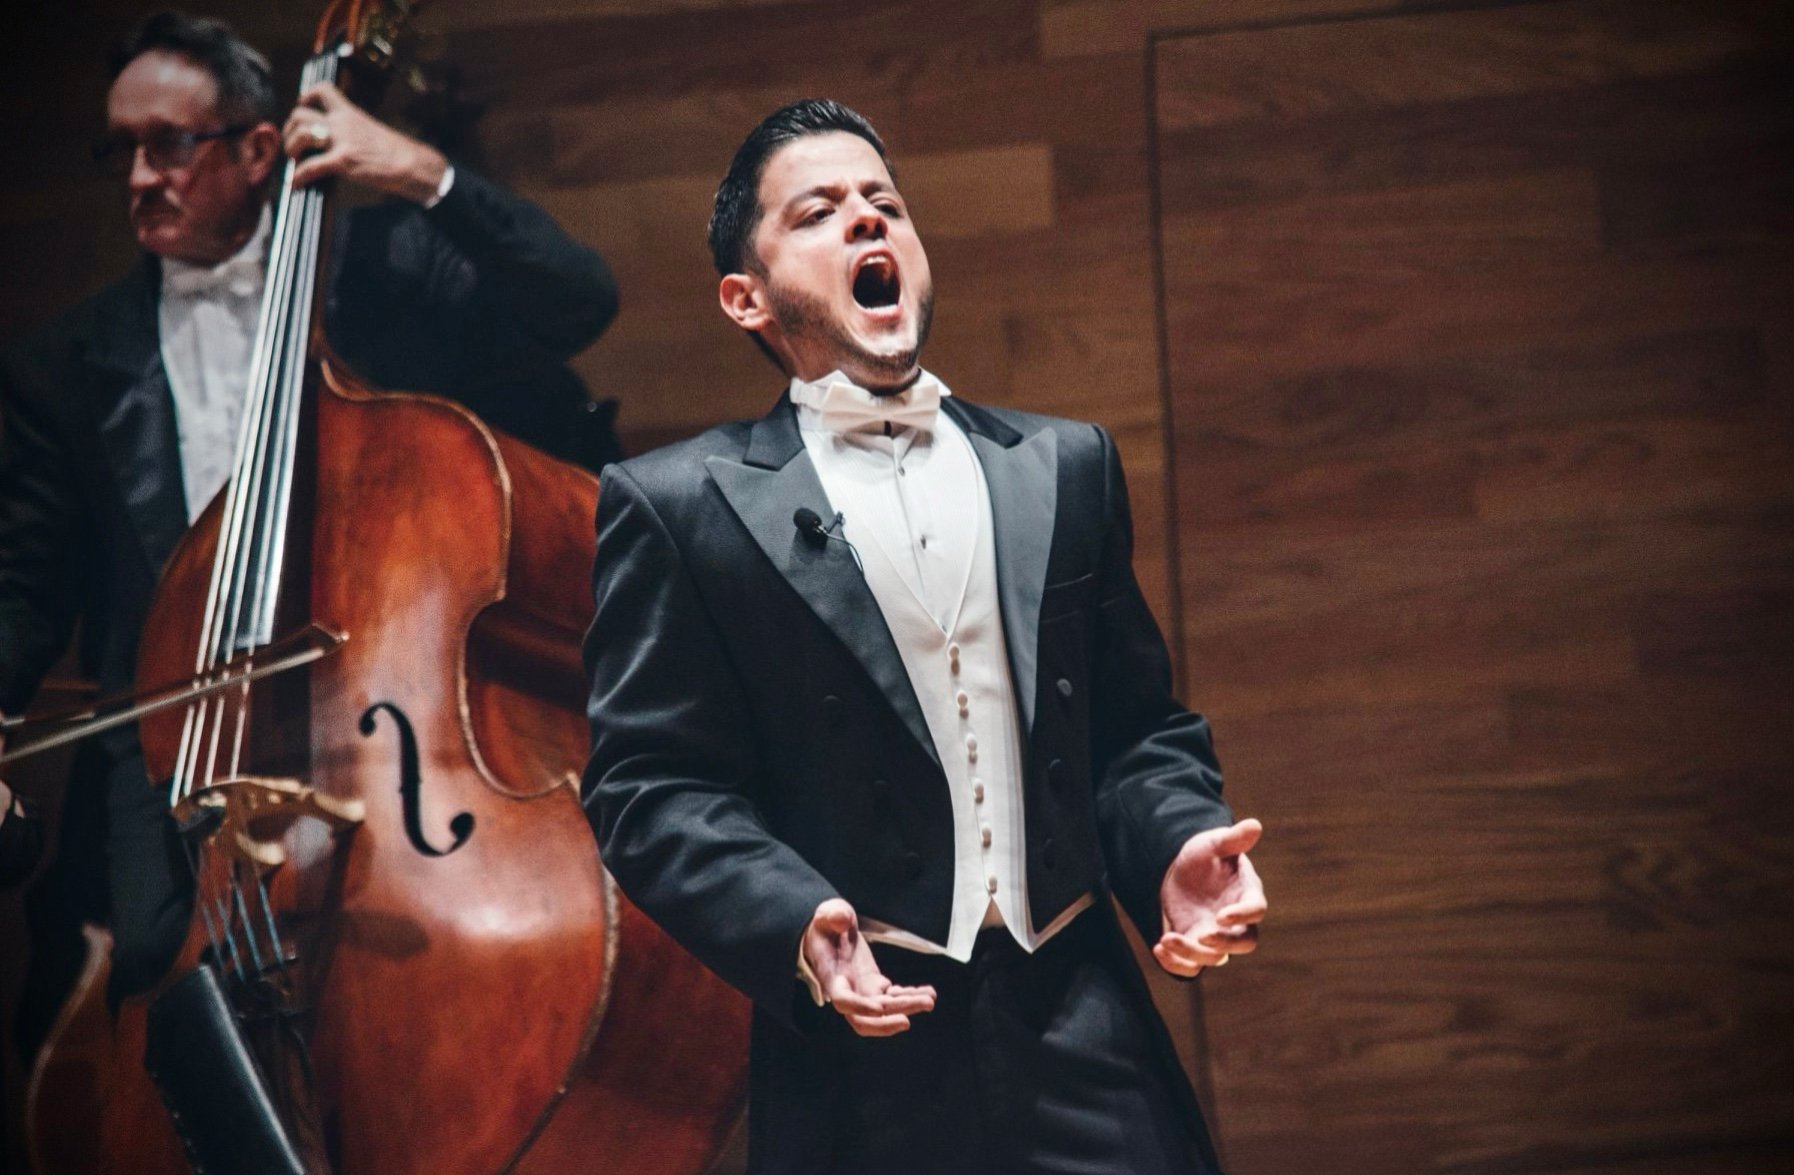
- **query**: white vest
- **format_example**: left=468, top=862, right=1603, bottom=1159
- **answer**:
left=848, top=430, right=1034, bottom=961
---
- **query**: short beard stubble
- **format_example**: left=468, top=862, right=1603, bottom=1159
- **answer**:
left=764, top=274, right=936, bottom=392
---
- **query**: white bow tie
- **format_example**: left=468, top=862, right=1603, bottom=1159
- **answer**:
left=162, top=252, right=264, bottom=300
left=796, top=377, right=945, bottom=435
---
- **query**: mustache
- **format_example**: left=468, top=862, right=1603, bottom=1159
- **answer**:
left=131, top=192, right=176, bottom=218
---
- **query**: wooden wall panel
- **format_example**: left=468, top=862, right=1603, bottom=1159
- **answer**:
left=1155, top=1, right=1794, bottom=1172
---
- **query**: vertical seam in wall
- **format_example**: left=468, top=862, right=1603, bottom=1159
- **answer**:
left=1144, top=29, right=1226, bottom=1164
left=1144, top=29, right=1188, bottom=705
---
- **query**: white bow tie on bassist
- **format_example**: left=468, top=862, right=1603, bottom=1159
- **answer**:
left=161, top=251, right=265, bottom=300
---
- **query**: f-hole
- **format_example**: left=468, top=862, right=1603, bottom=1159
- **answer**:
left=358, top=701, right=473, bottom=857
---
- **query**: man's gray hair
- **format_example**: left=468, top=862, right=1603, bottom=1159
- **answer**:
left=111, top=11, right=279, bottom=125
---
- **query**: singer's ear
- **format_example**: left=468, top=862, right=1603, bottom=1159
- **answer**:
left=719, top=272, right=772, bottom=332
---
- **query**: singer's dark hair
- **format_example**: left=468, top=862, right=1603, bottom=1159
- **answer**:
left=708, top=98, right=890, bottom=278
left=112, top=11, right=279, bottom=126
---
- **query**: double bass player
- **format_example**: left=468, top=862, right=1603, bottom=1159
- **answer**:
left=0, top=9, right=619, bottom=1066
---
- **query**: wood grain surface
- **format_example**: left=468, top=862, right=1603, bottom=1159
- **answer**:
left=1155, top=2, right=1794, bottom=1172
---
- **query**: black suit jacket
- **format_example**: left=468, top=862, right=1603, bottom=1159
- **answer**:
left=0, top=167, right=618, bottom=716
left=582, top=392, right=1231, bottom=1032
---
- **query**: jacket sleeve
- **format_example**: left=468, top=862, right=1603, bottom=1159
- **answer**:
left=415, top=167, right=619, bottom=367
left=330, top=167, right=619, bottom=391
left=581, top=465, right=839, bottom=1031
left=1085, top=424, right=1233, bottom=941
left=0, top=349, right=82, bottom=716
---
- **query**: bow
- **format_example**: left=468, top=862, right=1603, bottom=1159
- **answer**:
left=162, top=250, right=265, bottom=299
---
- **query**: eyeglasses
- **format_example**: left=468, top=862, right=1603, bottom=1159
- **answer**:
left=92, top=124, right=252, bottom=176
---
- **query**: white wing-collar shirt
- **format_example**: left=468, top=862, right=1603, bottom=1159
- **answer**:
left=158, top=206, right=270, bottom=522
left=789, top=371, right=1090, bottom=988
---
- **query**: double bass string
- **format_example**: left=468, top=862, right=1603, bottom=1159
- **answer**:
left=214, top=49, right=333, bottom=978
left=239, top=49, right=339, bottom=983
left=251, top=94, right=330, bottom=654
left=175, top=51, right=314, bottom=801
left=240, top=48, right=342, bottom=982
left=171, top=100, right=300, bottom=979
left=171, top=48, right=340, bottom=986
left=172, top=49, right=321, bottom=809
left=240, top=88, right=336, bottom=990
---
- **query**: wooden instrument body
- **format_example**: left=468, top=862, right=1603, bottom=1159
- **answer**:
left=26, top=361, right=749, bottom=1173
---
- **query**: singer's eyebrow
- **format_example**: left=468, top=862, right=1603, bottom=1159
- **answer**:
left=783, top=178, right=901, bottom=216
left=785, top=182, right=847, bottom=213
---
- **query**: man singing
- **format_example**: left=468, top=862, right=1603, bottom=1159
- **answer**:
left=583, top=99, right=1265, bottom=1173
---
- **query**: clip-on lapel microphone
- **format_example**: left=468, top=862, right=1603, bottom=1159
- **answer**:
left=793, top=507, right=863, bottom=571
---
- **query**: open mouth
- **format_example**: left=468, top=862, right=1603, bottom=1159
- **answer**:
left=852, top=253, right=901, bottom=310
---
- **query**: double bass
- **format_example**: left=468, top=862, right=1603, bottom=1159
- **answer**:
left=22, top=2, right=748, bottom=1169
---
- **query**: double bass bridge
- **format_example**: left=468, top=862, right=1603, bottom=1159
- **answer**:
left=173, top=776, right=366, bottom=874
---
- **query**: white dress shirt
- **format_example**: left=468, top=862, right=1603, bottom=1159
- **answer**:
left=791, top=371, right=1090, bottom=981
left=159, top=208, right=270, bottom=522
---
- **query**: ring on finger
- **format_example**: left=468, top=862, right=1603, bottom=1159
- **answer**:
left=309, top=123, right=331, bottom=148
left=1211, top=953, right=1230, bottom=968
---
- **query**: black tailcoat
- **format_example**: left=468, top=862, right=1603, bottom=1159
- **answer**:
left=583, top=393, right=1233, bottom=1168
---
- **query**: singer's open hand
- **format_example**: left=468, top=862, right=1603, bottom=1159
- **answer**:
left=1155, top=818, right=1267, bottom=977
left=803, top=898, right=936, bottom=1036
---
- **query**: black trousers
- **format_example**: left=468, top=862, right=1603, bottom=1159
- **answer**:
left=13, top=738, right=163, bottom=1065
left=749, top=907, right=1223, bottom=1175
left=17, top=738, right=191, bottom=1051
left=100, top=743, right=193, bottom=1005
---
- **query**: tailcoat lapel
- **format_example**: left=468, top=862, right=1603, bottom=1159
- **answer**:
left=89, top=259, right=189, bottom=573
left=943, top=398, right=1057, bottom=737
left=705, top=398, right=941, bottom=769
